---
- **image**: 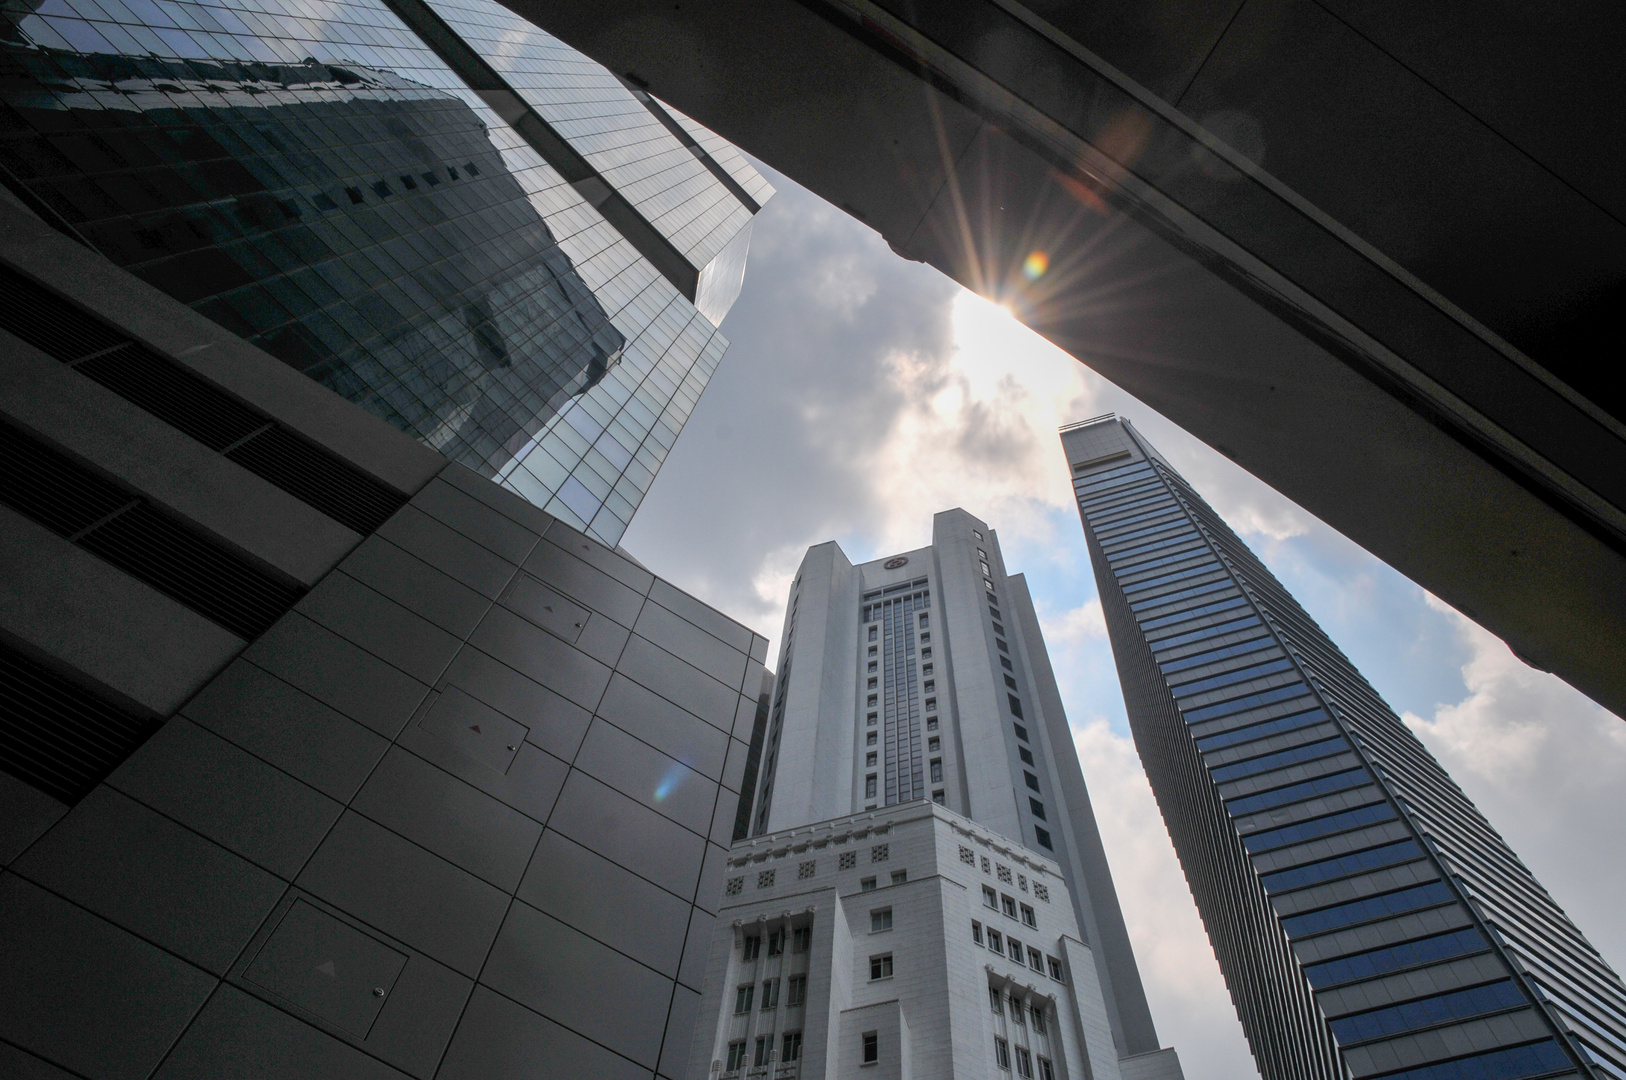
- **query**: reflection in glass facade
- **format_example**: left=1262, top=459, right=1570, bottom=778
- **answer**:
left=1065, top=416, right=1626, bottom=1080
left=0, top=0, right=769, bottom=544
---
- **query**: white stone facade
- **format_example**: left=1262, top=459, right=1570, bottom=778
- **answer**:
left=743, top=510, right=1182, bottom=1069
left=686, top=802, right=1169, bottom=1080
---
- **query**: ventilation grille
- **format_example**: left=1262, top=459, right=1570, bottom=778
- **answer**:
left=0, top=422, right=304, bottom=640
left=0, top=264, right=407, bottom=535
left=0, top=643, right=158, bottom=805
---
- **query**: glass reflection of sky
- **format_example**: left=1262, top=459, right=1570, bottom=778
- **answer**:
left=0, top=0, right=739, bottom=545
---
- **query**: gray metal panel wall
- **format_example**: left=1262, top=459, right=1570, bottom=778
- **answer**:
left=1, top=448, right=765, bottom=1079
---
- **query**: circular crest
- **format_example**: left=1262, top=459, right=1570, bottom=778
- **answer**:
left=883, top=556, right=908, bottom=570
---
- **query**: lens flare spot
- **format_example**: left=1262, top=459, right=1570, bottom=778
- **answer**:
left=1022, top=251, right=1049, bottom=281
left=654, top=763, right=686, bottom=802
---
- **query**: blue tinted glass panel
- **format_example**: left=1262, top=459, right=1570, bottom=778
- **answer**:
left=1227, top=768, right=1371, bottom=816
left=1184, top=683, right=1312, bottom=724
left=1242, top=800, right=1393, bottom=853
left=1281, top=881, right=1455, bottom=939
left=1260, top=840, right=1423, bottom=894
left=1131, top=580, right=1236, bottom=613
left=1123, top=561, right=1224, bottom=595
left=1173, top=657, right=1296, bottom=697
left=1330, top=980, right=1526, bottom=1045
left=1148, top=615, right=1262, bottom=649
left=1161, top=638, right=1277, bottom=674
left=1196, top=709, right=1327, bottom=752
left=1355, top=1040, right=1568, bottom=1080
left=1304, top=928, right=1488, bottom=989
left=1210, top=736, right=1349, bottom=783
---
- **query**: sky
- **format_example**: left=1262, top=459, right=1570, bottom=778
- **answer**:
left=621, top=162, right=1626, bottom=1080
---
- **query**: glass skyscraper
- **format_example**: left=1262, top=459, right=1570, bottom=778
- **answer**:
left=0, top=0, right=769, bottom=545
left=1063, top=416, right=1626, bottom=1080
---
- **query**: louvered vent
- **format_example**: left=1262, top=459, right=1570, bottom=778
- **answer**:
left=0, top=264, right=408, bottom=535
left=0, top=422, right=305, bottom=640
left=0, top=643, right=159, bottom=805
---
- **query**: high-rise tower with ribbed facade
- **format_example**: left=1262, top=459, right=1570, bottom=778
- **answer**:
left=1063, top=415, right=1626, bottom=1080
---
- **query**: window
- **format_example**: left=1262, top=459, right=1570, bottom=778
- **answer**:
left=868, top=645, right=877, bottom=656
left=1009, top=938, right=1024, bottom=962
left=921, top=647, right=932, bottom=659
left=727, top=1039, right=748, bottom=1071
left=973, top=921, right=984, bottom=944
left=1029, top=798, right=1046, bottom=820
left=871, top=908, right=893, bottom=932
left=1001, top=656, right=1014, bottom=670
left=793, top=927, right=812, bottom=953
left=926, top=697, right=937, bottom=709
left=1031, top=1007, right=1047, bottom=1033
left=735, top=984, right=754, bottom=1013
left=862, top=1032, right=879, bottom=1064
left=870, top=953, right=893, bottom=980
left=974, top=530, right=984, bottom=540
left=867, top=661, right=877, bottom=672
left=761, top=978, right=780, bottom=1009
left=996, top=638, right=1008, bottom=652
left=769, top=928, right=787, bottom=955
left=983, top=886, right=999, bottom=908
left=1015, top=1046, right=1034, bottom=1077
left=929, top=736, right=940, bottom=751
left=869, top=626, right=877, bottom=641
left=1024, top=772, right=1041, bottom=792
left=1038, top=1056, right=1056, bottom=1080
left=920, top=614, right=929, bottom=627
left=755, top=1035, right=771, bottom=1067
left=865, top=774, right=877, bottom=798
left=867, top=677, right=878, bottom=689
left=743, top=935, right=761, bottom=960
left=990, top=606, right=1002, bottom=618
left=783, top=1031, right=803, bottom=1063
left=840, top=851, right=858, bottom=869
left=990, top=987, right=1004, bottom=1014
left=867, top=731, right=878, bottom=745
left=933, top=790, right=945, bottom=804
left=930, top=759, right=943, bottom=782
left=867, top=695, right=877, bottom=707
left=1010, top=996, right=1025, bottom=1025
left=994, top=1036, right=1011, bottom=1070
left=788, top=974, right=807, bottom=1006
left=1035, top=827, right=1053, bottom=850
left=978, top=547, right=987, bottom=558
left=992, top=622, right=1004, bottom=635
left=1013, top=723, right=1028, bottom=741
left=1018, top=747, right=1033, bottom=765
left=867, top=712, right=878, bottom=725
left=927, top=715, right=939, bottom=730
left=988, top=929, right=1003, bottom=952
left=1003, top=894, right=1018, bottom=918
left=861, top=876, right=877, bottom=891
left=891, top=870, right=908, bottom=885
left=1047, top=956, right=1064, bottom=981
left=1021, top=904, right=1037, bottom=928
left=1029, top=947, right=1044, bottom=971
left=1004, top=675, right=1018, bottom=690
left=867, top=752, right=877, bottom=766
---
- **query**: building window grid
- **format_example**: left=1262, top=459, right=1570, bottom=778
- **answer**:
left=875, top=590, right=930, bottom=804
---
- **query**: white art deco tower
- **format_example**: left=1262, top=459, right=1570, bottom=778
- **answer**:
left=701, top=508, right=1182, bottom=1078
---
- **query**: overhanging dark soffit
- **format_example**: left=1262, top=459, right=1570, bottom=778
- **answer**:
left=502, top=0, right=1626, bottom=721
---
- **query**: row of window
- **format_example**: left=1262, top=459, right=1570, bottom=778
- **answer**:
left=960, top=847, right=1051, bottom=902
left=733, top=975, right=807, bottom=1013
left=724, top=1030, right=802, bottom=1071
left=989, top=988, right=1050, bottom=1031
left=740, top=926, right=813, bottom=959
left=992, top=1036, right=1055, bottom=1079
left=972, top=921, right=1065, bottom=981
left=982, top=886, right=1039, bottom=927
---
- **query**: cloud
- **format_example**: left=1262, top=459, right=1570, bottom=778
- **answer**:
left=1402, top=595, right=1626, bottom=969
left=622, top=156, right=1625, bottom=1080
